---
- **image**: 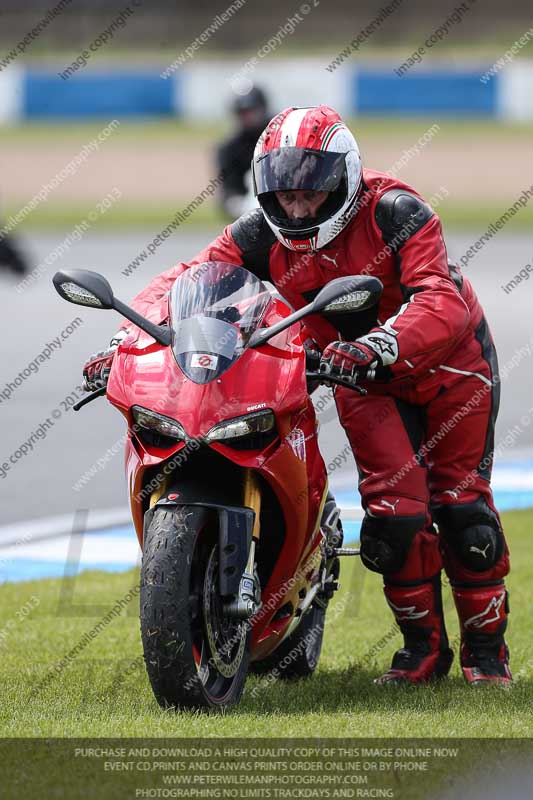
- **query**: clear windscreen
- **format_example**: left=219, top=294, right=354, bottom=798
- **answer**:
left=170, top=262, right=272, bottom=384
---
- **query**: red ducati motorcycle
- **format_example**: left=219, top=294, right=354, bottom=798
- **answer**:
left=53, top=262, right=382, bottom=710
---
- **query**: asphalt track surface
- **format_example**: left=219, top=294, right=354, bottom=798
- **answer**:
left=1, top=228, right=532, bottom=528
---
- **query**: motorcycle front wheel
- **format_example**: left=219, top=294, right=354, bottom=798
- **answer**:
left=140, top=505, right=250, bottom=710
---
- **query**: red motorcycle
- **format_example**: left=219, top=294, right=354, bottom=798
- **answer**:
left=53, top=262, right=382, bottom=710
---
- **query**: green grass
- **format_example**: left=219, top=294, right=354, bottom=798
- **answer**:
left=1, top=510, right=532, bottom=797
left=0, top=118, right=231, bottom=143
left=4, top=198, right=532, bottom=233
left=439, top=202, right=533, bottom=230
left=1, top=116, right=532, bottom=144
left=2, top=199, right=224, bottom=231
left=9, top=33, right=533, bottom=63
left=1, top=508, right=532, bottom=740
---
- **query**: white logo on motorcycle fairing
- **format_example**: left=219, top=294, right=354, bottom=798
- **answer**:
left=286, top=427, right=306, bottom=461
left=464, top=592, right=505, bottom=630
left=387, top=600, right=430, bottom=621
left=191, top=353, right=218, bottom=370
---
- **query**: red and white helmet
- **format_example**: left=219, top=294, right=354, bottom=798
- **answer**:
left=252, top=106, right=363, bottom=252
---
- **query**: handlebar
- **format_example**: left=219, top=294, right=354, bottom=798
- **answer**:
left=74, top=348, right=365, bottom=413
left=305, top=371, right=367, bottom=395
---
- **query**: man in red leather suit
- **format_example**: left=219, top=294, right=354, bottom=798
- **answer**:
left=84, top=106, right=511, bottom=686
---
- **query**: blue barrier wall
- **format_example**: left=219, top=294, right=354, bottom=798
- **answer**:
left=355, top=69, right=498, bottom=116
left=1, top=61, right=529, bottom=121
left=23, top=71, right=177, bottom=118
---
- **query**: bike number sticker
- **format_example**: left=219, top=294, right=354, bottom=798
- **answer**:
left=191, top=353, right=218, bottom=370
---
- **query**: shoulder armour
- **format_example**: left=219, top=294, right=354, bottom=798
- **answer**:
left=375, top=189, right=434, bottom=250
left=230, top=208, right=276, bottom=252
left=230, top=209, right=276, bottom=281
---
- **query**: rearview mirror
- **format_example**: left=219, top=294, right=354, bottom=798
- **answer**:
left=315, top=275, right=383, bottom=314
left=53, top=269, right=114, bottom=309
left=52, top=269, right=172, bottom=347
left=249, top=274, right=383, bottom=349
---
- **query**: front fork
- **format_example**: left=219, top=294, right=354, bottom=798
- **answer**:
left=223, top=469, right=262, bottom=620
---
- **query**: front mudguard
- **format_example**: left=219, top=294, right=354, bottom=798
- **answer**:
left=144, top=488, right=254, bottom=597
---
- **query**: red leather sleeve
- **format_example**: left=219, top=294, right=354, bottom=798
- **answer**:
left=358, top=215, right=470, bottom=378
left=120, top=225, right=244, bottom=328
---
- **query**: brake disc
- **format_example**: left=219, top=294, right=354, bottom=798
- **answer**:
left=203, top=546, right=247, bottom=678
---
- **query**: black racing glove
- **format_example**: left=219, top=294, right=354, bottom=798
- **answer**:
left=319, top=340, right=382, bottom=385
left=82, top=330, right=128, bottom=392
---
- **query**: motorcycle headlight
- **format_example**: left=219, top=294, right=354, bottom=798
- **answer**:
left=204, top=410, right=276, bottom=445
left=132, top=406, right=187, bottom=448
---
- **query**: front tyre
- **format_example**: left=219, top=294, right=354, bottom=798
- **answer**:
left=140, top=506, right=250, bottom=710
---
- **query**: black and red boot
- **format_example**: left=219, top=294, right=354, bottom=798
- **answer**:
left=375, top=576, right=454, bottom=685
left=453, top=584, right=512, bottom=686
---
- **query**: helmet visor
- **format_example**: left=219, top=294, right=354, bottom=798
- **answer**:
left=254, top=147, right=347, bottom=195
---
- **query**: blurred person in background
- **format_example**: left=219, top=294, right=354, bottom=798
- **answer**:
left=0, top=225, right=28, bottom=276
left=216, top=85, right=270, bottom=219
left=85, top=105, right=511, bottom=688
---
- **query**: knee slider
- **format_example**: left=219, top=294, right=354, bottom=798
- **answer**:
left=360, top=513, right=426, bottom=575
left=432, top=497, right=503, bottom=572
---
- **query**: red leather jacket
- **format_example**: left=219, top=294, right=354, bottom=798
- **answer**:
left=126, top=169, right=485, bottom=394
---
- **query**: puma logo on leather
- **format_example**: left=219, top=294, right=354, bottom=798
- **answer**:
left=322, top=254, right=339, bottom=268
left=469, top=543, right=491, bottom=559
